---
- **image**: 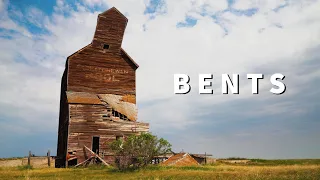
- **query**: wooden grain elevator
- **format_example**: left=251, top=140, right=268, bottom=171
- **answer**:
left=55, top=7, right=149, bottom=168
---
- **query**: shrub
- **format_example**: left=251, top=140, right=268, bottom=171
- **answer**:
left=109, top=132, right=171, bottom=170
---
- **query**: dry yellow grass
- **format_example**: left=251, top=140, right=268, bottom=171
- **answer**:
left=0, top=164, right=320, bottom=180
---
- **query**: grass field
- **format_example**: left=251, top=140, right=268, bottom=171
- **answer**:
left=1, top=159, right=320, bottom=180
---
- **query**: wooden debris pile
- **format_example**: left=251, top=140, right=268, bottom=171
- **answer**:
left=98, top=94, right=137, bottom=121
left=75, top=146, right=110, bottom=167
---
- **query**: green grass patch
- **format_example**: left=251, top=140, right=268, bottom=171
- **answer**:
left=0, top=160, right=320, bottom=180
left=17, top=165, right=33, bottom=170
left=141, top=165, right=213, bottom=171
left=86, top=164, right=111, bottom=170
left=248, top=159, right=320, bottom=166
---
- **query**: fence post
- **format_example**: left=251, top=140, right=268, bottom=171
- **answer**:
left=28, top=151, right=31, bottom=166
left=205, top=152, right=207, bottom=164
left=47, top=150, right=51, bottom=167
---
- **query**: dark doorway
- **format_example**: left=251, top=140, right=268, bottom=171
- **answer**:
left=68, top=158, right=78, bottom=166
left=92, top=136, right=100, bottom=154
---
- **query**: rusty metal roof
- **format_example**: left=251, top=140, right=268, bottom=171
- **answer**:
left=161, top=153, right=199, bottom=166
left=66, top=92, right=103, bottom=105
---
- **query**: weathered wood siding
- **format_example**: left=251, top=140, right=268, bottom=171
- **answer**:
left=67, top=47, right=136, bottom=96
left=67, top=7, right=136, bottom=96
left=67, top=104, right=149, bottom=164
left=92, top=8, right=127, bottom=52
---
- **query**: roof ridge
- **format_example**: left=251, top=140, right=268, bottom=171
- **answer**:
left=161, top=154, right=173, bottom=164
left=166, top=153, right=187, bottom=166
left=172, top=153, right=188, bottom=165
left=99, top=7, right=128, bottom=21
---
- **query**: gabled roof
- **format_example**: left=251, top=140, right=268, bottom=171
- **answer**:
left=161, top=153, right=199, bottom=166
left=66, top=45, right=139, bottom=69
left=99, top=7, right=128, bottom=21
left=65, top=7, right=139, bottom=69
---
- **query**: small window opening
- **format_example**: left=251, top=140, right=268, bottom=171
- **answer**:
left=111, top=109, right=130, bottom=121
left=103, top=44, right=110, bottom=50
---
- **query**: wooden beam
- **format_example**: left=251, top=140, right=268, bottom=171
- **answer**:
left=83, top=145, right=110, bottom=166
left=75, top=157, right=94, bottom=167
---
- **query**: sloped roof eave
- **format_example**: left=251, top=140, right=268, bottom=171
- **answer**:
left=65, top=44, right=139, bottom=69
left=67, top=44, right=91, bottom=60
left=121, top=48, right=139, bottom=69
left=99, top=7, right=128, bottom=21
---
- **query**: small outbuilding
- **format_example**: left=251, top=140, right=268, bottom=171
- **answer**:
left=161, top=153, right=199, bottom=166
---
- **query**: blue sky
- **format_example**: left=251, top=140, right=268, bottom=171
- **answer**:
left=0, top=0, right=319, bottom=159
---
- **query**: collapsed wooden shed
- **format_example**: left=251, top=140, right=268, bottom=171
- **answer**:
left=55, top=7, right=149, bottom=168
left=161, top=153, right=199, bottom=166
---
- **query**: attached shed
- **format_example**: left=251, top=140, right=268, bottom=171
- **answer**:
left=190, top=153, right=213, bottom=164
left=55, top=7, right=149, bottom=168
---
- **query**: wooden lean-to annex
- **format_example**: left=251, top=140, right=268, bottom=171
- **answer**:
left=55, top=7, right=149, bottom=168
